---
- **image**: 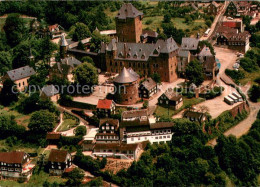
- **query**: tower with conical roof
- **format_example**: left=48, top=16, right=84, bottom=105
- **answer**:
left=115, top=3, right=143, bottom=43
left=113, top=67, right=139, bottom=105
left=60, top=33, right=68, bottom=59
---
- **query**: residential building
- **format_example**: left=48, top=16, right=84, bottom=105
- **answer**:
left=139, top=78, right=157, bottom=98
left=158, top=90, right=183, bottom=110
left=48, top=149, right=72, bottom=176
left=0, top=151, right=35, bottom=181
left=49, top=56, right=82, bottom=82
left=197, top=46, right=217, bottom=80
left=222, top=18, right=244, bottom=32
left=40, top=85, right=60, bottom=102
left=216, top=31, right=250, bottom=53
left=180, top=37, right=199, bottom=55
left=96, top=99, right=116, bottom=117
left=48, top=24, right=64, bottom=39
left=95, top=119, right=120, bottom=143
left=80, top=128, right=99, bottom=151
left=183, top=110, right=208, bottom=123
left=121, top=109, right=148, bottom=121
left=122, top=121, right=175, bottom=144
left=4, top=66, right=36, bottom=92
left=207, top=1, right=221, bottom=15
left=113, top=67, right=140, bottom=105
left=115, top=3, right=143, bottom=43
left=177, top=49, right=190, bottom=77
left=225, top=1, right=253, bottom=17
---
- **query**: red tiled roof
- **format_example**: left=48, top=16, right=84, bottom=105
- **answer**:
left=222, top=21, right=241, bottom=28
left=97, top=99, right=113, bottom=109
left=0, top=151, right=25, bottom=164
left=48, top=149, right=69, bottom=163
left=48, top=24, right=59, bottom=32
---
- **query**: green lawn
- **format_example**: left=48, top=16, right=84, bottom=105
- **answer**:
left=0, top=139, right=39, bottom=153
left=143, top=16, right=164, bottom=31
left=0, top=168, right=66, bottom=187
left=155, top=97, right=205, bottom=118
left=238, top=69, right=260, bottom=86
left=0, top=107, right=31, bottom=128
left=57, top=119, right=78, bottom=132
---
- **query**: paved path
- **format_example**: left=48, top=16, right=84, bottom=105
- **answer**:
left=207, top=101, right=260, bottom=146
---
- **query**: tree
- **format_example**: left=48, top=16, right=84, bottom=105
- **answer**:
left=162, top=23, right=185, bottom=44
left=89, top=30, right=109, bottom=53
left=185, top=59, right=204, bottom=86
left=75, top=126, right=86, bottom=136
left=0, top=51, right=12, bottom=75
left=3, top=13, right=27, bottom=47
left=163, top=13, right=171, bottom=23
left=151, top=73, right=161, bottom=83
left=248, top=85, right=260, bottom=102
left=65, top=168, right=84, bottom=186
left=143, top=100, right=149, bottom=109
left=73, top=62, right=98, bottom=87
left=28, top=110, right=56, bottom=134
left=40, top=36, right=58, bottom=64
left=0, top=79, right=18, bottom=106
left=86, top=177, right=103, bottom=187
left=72, top=22, right=91, bottom=41
left=77, top=41, right=85, bottom=50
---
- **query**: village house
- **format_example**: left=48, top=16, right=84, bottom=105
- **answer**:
left=177, top=49, right=190, bottom=77
left=40, top=85, right=60, bottom=102
left=225, top=1, right=254, bottom=17
left=158, top=90, right=183, bottom=110
left=4, top=66, right=36, bottom=92
left=49, top=56, right=82, bottom=82
left=197, top=46, right=218, bottom=80
left=216, top=31, right=250, bottom=53
left=207, top=1, right=221, bottom=15
left=139, top=78, right=157, bottom=98
left=183, top=110, right=208, bottom=124
left=95, top=119, right=120, bottom=143
left=48, top=149, right=72, bottom=176
left=180, top=37, right=199, bottom=55
left=121, top=109, right=148, bottom=122
left=48, top=24, right=64, bottom=39
left=96, top=99, right=116, bottom=117
left=0, top=151, right=35, bottom=181
left=222, top=18, right=244, bottom=33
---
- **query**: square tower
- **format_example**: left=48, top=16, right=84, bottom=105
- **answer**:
left=115, top=3, right=143, bottom=43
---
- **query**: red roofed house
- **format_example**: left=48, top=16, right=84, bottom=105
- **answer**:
left=0, top=151, right=35, bottom=181
left=48, top=24, right=64, bottom=39
left=48, top=149, right=72, bottom=176
left=222, top=19, right=244, bottom=32
left=96, top=99, right=116, bottom=117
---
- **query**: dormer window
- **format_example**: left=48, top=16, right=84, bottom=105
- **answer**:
left=141, top=54, right=145, bottom=59
left=133, top=54, right=137, bottom=59
left=127, top=53, right=131, bottom=58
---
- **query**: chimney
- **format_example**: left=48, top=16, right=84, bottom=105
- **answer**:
left=123, top=43, right=127, bottom=58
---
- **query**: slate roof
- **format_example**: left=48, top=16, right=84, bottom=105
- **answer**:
left=178, top=49, right=190, bottom=58
left=141, top=30, right=158, bottom=38
left=52, top=57, right=82, bottom=75
left=41, top=85, right=59, bottom=97
left=99, top=118, right=119, bottom=129
left=113, top=67, right=139, bottom=83
left=104, top=37, right=178, bottom=62
left=181, top=37, right=199, bottom=50
left=116, top=3, right=143, bottom=19
left=48, top=150, right=68, bottom=163
left=97, top=99, right=114, bottom=109
left=183, top=110, right=205, bottom=119
left=7, top=66, right=36, bottom=81
left=0, top=151, right=26, bottom=164
left=198, top=46, right=213, bottom=57
left=163, top=90, right=182, bottom=101
left=220, top=32, right=250, bottom=42
left=61, top=57, right=82, bottom=67
left=141, top=78, right=157, bottom=91
left=122, top=109, right=148, bottom=119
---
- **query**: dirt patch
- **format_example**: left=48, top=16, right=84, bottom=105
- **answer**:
left=101, top=158, right=133, bottom=174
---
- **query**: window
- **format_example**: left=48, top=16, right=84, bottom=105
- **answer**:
left=131, top=137, right=134, bottom=141
left=155, top=137, right=158, bottom=139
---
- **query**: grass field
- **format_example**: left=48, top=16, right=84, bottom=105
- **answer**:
left=238, top=69, right=260, bottom=86
left=143, top=16, right=163, bottom=31
left=57, top=119, right=78, bottom=132
left=155, top=97, right=205, bottom=118
left=0, top=107, right=31, bottom=128
left=0, top=168, right=66, bottom=186
left=0, top=139, right=39, bottom=153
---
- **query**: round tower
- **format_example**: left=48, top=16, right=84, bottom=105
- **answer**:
left=113, top=67, right=139, bottom=105
left=60, top=33, right=68, bottom=59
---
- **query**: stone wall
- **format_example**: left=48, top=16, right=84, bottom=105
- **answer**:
left=230, top=101, right=250, bottom=118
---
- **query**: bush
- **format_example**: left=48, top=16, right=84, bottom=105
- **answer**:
left=225, top=69, right=245, bottom=84
left=75, top=126, right=86, bottom=136
left=248, top=85, right=260, bottom=102
left=240, top=57, right=258, bottom=72
left=145, top=19, right=153, bottom=25
left=205, top=20, right=212, bottom=27
left=202, top=86, right=224, bottom=100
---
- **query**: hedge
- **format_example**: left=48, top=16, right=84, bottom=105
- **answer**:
left=60, top=100, right=96, bottom=110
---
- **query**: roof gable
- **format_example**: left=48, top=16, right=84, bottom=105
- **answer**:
left=7, top=66, right=36, bottom=81
left=116, top=3, right=143, bottom=19
left=48, top=149, right=69, bottom=163
left=97, top=99, right=113, bottom=109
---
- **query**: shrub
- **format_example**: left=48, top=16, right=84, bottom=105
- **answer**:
left=75, top=126, right=86, bottom=136
left=248, top=85, right=260, bottom=102
left=225, top=69, right=245, bottom=84
left=240, top=57, right=258, bottom=72
left=145, top=19, right=153, bottom=25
